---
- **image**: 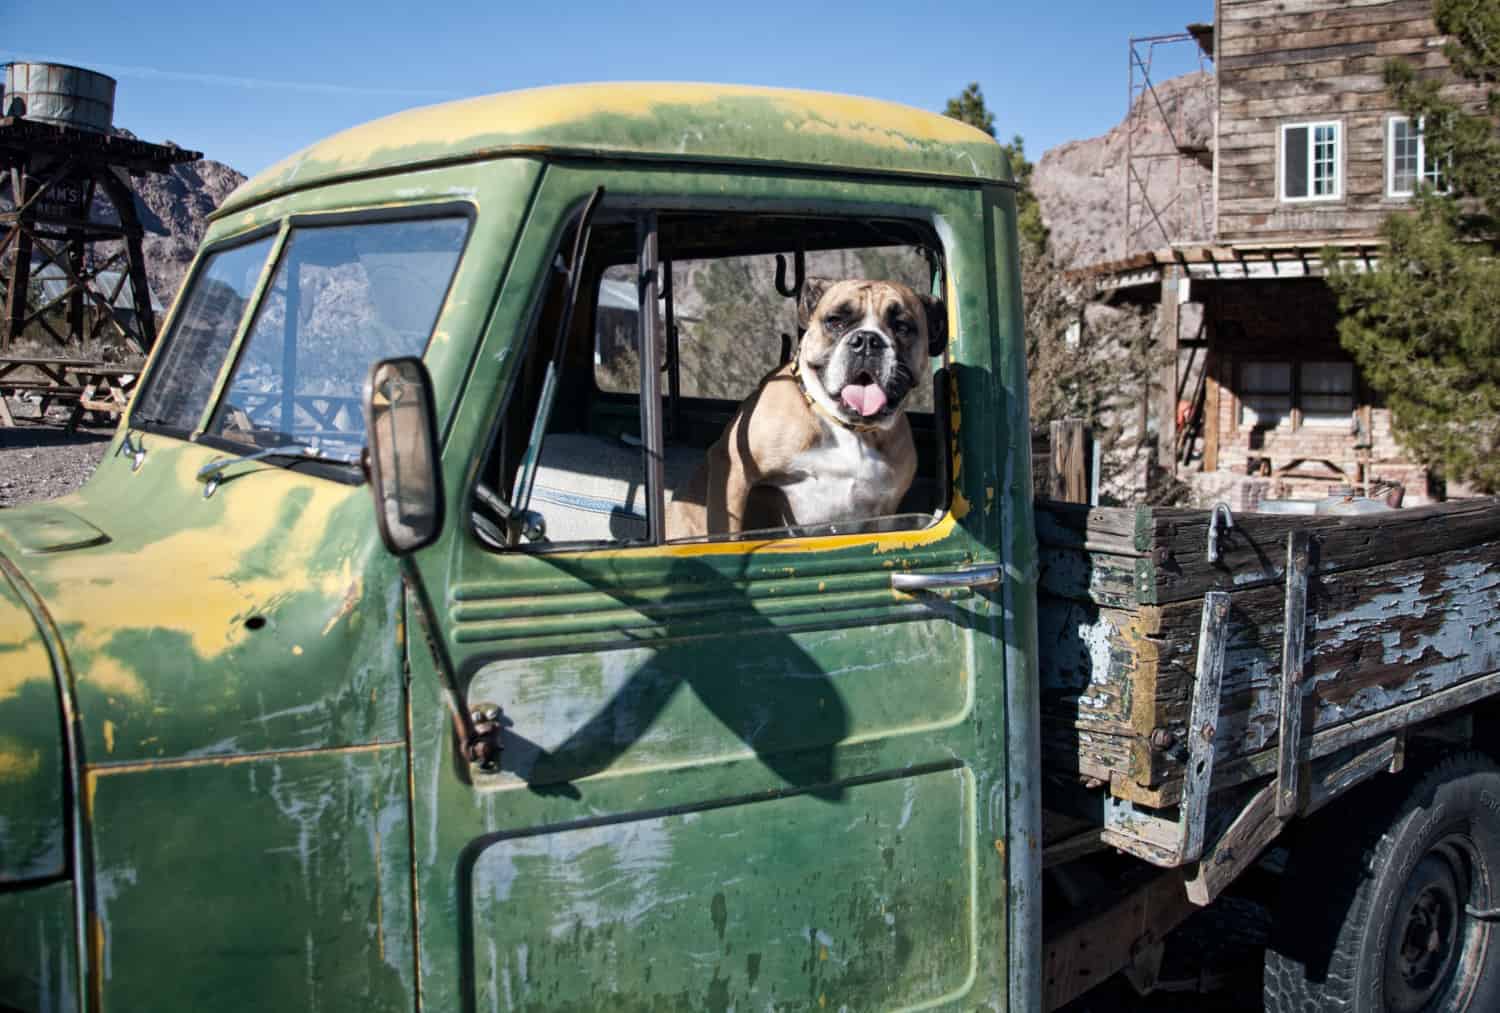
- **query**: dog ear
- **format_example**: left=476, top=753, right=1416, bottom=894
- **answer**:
left=797, top=276, right=833, bottom=330
left=919, top=294, right=949, bottom=357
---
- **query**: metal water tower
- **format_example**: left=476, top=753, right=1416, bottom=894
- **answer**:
left=0, top=62, right=201, bottom=353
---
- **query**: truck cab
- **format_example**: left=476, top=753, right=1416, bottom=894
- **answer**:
left=0, top=84, right=1041, bottom=1011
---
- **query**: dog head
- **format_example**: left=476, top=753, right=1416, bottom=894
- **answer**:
left=796, top=279, right=948, bottom=428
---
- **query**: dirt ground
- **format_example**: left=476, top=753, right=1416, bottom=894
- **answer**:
left=0, top=399, right=113, bottom=507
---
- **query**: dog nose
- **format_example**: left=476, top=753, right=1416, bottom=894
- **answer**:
left=847, top=330, right=885, bottom=353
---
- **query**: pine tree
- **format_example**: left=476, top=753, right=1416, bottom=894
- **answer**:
left=1326, top=0, right=1500, bottom=492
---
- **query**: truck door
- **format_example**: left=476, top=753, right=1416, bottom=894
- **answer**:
left=408, top=165, right=1030, bottom=1011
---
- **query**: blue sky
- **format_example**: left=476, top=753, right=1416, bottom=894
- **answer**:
left=8, top=0, right=1211, bottom=178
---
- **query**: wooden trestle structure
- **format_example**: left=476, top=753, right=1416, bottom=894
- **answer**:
left=0, top=116, right=199, bottom=354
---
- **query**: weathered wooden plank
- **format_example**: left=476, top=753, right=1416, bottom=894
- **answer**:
left=1038, top=597, right=1157, bottom=729
left=1181, top=593, right=1232, bottom=862
left=1042, top=868, right=1198, bottom=1012
left=1220, top=35, right=1435, bottom=73
left=1220, top=1, right=1432, bottom=30
left=1146, top=537, right=1500, bottom=785
left=1221, top=18, right=1436, bottom=59
left=1049, top=419, right=1090, bottom=504
left=1225, top=50, right=1454, bottom=87
left=1038, top=547, right=1140, bottom=609
left=1142, top=498, right=1500, bottom=604
left=1034, top=500, right=1142, bottom=548
left=1274, top=532, right=1311, bottom=819
left=1184, top=737, right=1397, bottom=905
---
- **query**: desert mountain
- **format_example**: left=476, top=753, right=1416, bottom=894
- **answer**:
left=1033, top=72, right=1214, bottom=271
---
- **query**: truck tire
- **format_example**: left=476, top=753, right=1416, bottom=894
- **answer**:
left=1263, top=751, right=1500, bottom=1013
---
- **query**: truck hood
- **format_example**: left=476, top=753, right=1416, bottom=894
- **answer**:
left=0, top=551, right=68, bottom=883
left=0, top=433, right=405, bottom=768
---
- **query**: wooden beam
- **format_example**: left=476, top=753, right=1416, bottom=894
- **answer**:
left=1043, top=869, right=1197, bottom=1011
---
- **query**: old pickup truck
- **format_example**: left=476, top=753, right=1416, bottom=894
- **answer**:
left=3, top=83, right=1499, bottom=1013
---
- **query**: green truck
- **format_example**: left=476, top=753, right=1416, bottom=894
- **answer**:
left=4, top=83, right=1500, bottom=1013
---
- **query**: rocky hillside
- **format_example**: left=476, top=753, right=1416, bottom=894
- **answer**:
left=1033, top=72, right=1214, bottom=271
left=106, top=129, right=246, bottom=310
left=132, top=149, right=246, bottom=309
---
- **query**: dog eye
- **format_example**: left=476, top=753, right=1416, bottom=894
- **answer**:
left=824, top=314, right=846, bottom=330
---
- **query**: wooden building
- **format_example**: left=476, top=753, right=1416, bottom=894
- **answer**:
left=1092, top=0, right=1488, bottom=507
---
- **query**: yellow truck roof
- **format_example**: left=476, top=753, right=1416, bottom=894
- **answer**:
left=217, top=82, right=1010, bottom=215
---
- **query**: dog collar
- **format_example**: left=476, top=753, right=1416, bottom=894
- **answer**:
left=791, top=357, right=883, bottom=433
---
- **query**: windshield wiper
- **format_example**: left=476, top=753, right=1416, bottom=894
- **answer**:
left=196, top=443, right=347, bottom=496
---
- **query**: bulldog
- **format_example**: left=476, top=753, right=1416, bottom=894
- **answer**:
left=667, top=278, right=947, bottom=538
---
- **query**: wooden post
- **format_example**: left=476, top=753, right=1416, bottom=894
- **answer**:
left=67, top=228, right=85, bottom=343
left=1156, top=265, right=1182, bottom=472
left=99, top=170, right=158, bottom=354
left=5, top=174, right=35, bottom=351
left=1276, top=530, right=1312, bottom=818
left=1048, top=418, right=1090, bottom=504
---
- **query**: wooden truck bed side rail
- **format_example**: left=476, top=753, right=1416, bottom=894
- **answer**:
left=1037, top=497, right=1500, bottom=809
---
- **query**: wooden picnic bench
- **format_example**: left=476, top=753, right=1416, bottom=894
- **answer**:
left=0, top=357, right=139, bottom=430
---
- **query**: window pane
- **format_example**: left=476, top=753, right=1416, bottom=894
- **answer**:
left=1301, top=396, right=1356, bottom=426
left=1313, top=124, right=1338, bottom=196
left=1300, top=361, right=1354, bottom=394
left=208, top=217, right=468, bottom=460
left=132, top=236, right=274, bottom=432
left=1392, top=119, right=1418, bottom=194
left=594, top=264, right=646, bottom=394
left=1242, top=361, right=1292, bottom=394
left=1241, top=395, right=1291, bottom=429
left=1284, top=126, right=1309, bottom=199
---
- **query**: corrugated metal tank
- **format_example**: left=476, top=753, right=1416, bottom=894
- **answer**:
left=3, top=62, right=116, bottom=133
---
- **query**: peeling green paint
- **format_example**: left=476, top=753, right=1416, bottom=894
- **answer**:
left=0, top=564, right=65, bottom=883
left=220, top=84, right=1011, bottom=216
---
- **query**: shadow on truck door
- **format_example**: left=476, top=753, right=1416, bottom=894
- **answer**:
left=488, top=553, right=862, bottom=802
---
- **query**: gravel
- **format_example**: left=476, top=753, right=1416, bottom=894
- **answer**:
left=0, top=399, right=113, bottom=507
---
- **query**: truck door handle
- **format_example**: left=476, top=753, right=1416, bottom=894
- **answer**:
left=891, top=564, right=1001, bottom=591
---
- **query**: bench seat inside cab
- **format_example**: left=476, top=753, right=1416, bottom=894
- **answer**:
left=530, top=431, right=939, bottom=544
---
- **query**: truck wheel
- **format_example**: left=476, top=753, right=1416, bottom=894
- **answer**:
left=1263, top=752, right=1500, bottom=1012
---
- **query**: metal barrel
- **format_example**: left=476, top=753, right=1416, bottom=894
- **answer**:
left=3, top=62, right=117, bottom=132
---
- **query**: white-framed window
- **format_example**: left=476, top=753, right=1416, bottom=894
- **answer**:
left=1388, top=116, right=1448, bottom=197
left=1237, top=360, right=1357, bottom=430
left=1280, top=121, right=1342, bottom=201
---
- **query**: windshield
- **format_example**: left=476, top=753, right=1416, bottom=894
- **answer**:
left=131, top=236, right=275, bottom=432
left=205, top=216, right=469, bottom=462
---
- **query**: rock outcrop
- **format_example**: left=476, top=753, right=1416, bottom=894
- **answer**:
left=1033, top=72, right=1214, bottom=272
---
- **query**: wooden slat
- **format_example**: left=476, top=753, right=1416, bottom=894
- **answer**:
left=1048, top=419, right=1089, bottom=504
left=1042, top=869, right=1197, bottom=1012
left=1180, top=593, right=1231, bottom=862
left=1142, top=498, right=1500, bottom=604
left=1275, top=532, right=1311, bottom=818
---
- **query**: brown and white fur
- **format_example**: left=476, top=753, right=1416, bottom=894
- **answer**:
left=667, top=278, right=947, bottom=538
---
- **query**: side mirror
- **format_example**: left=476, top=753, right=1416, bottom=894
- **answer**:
left=363, top=357, right=444, bottom=555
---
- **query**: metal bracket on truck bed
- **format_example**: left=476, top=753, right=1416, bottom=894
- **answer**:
left=1100, top=591, right=1231, bottom=867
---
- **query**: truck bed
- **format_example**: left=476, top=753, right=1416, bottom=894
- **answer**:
left=1036, top=497, right=1500, bottom=812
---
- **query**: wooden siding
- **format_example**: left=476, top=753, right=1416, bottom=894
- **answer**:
left=1215, top=0, right=1486, bottom=242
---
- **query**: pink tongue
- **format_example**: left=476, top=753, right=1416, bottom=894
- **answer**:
left=840, top=383, right=887, bottom=417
